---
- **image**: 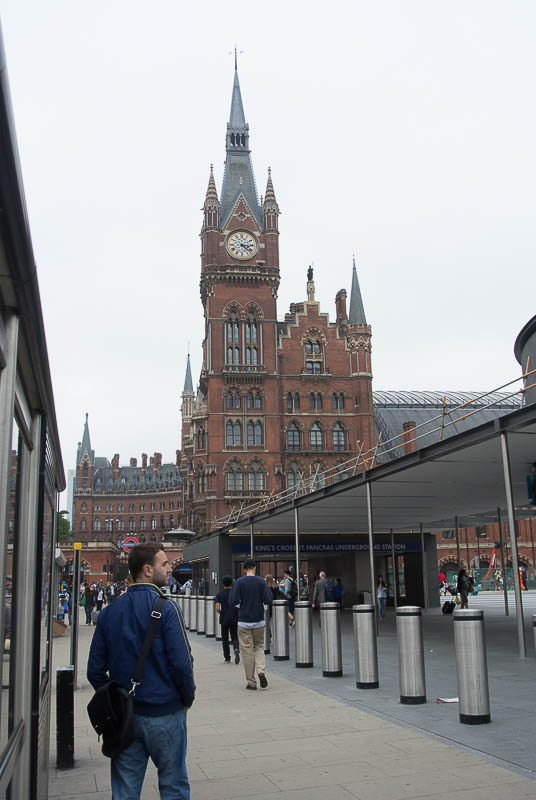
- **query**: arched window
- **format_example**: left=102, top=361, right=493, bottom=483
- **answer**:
left=248, top=460, right=263, bottom=491
left=160, top=516, right=166, bottom=529
left=226, top=461, right=243, bottom=491
left=287, top=462, right=301, bottom=490
left=226, top=311, right=239, bottom=345
left=246, top=312, right=257, bottom=345
left=287, top=392, right=293, bottom=411
left=332, top=392, right=344, bottom=409
left=128, top=517, right=135, bottom=531
left=169, top=515, right=174, bottom=527
left=247, top=391, right=261, bottom=409
left=226, top=420, right=233, bottom=446
left=129, top=503, right=134, bottom=512
left=81, top=502, right=87, bottom=512
left=80, top=519, right=87, bottom=531
left=234, top=346, right=240, bottom=365
left=117, top=519, right=124, bottom=532
left=197, top=428, right=206, bottom=449
left=233, top=420, right=241, bottom=445
left=140, top=517, right=147, bottom=530
left=227, top=347, right=233, bottom=365
left=246, top=347, right=258, bottom=366
left=287, top=423, right=300, bottom=451
left=247, top=420, right=263, bottom=447
left=294, top=392, right=300, bottom=409
left=310, top=422, right=323, bottom=451
left=93, top=518, right=101, bottom=531
left=234, top=393, right=241, bottom=409
left=333, top=422, right=345, bottom=451
left=309, top=392, right=316, bottom=409
left=311, top=462, right=326, bottom=488
left=151, top=517, right=156, bottom=530
left=227, top=392, right=233, bottom=409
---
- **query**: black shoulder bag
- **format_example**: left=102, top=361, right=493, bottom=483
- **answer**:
left=87, top=595, right=166, bottom=758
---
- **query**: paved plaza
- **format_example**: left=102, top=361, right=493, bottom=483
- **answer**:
left=49, top=597, right=536, bottom=799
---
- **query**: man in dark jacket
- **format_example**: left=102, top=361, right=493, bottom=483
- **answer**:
left=229, top=558, right=273, bottom=690
left=87, top=543, right=195, bottom=799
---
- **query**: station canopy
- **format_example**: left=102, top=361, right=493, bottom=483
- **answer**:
left=218, top=403, right=536, bottom=537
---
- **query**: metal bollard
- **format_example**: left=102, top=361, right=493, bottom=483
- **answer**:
left=533, top=614, right=536, bottom=655
left=197, top=596, right=206, bottom=635
left=177, top=594, right=184, bottom=615
left=453, top=608, right=491, bottom=724
left=353, top=604, right=379, bottom=689
left=264, top=605, right=271, bottom=654
left=294, top=601, right=313, bottom=668
left=183, top=594, right=190, bottom=629
left=189, top=595, right=198, bottom=632
left=272, top=599, right=289, bottom=660
left=56, top=666, right=74, bottom=769
left=215, top=601, right=222, bottom=641
left=320, top=602, right=343, bottom=676
left=396, top=606, right=426, bottom=704
left=205, top=596, right=216, bottom=637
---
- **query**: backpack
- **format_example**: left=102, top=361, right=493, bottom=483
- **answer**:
left=289, top=578, right=298, bottom=600
left=325, top=580, right=336, bottom=602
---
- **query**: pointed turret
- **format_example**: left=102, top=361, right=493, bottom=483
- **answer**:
left=183, top=354, right=193, bottom=392
left=262, top=167, right=280, bottom=232
left=76, top=413, right=94, bottom=465
left=348, top=256, right=367, bottom=325
left=220, top=61, right=262, bottom=230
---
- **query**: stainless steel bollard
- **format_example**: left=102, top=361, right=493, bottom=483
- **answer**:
left=264, top=605, right=271, bottom=654
left=215, top=601, right=222, bottom=641
left=294, top=601, right=313, bottom=668
left=205, top=596, right=216, bottom=637
left=453, top=608, right=491, bottom=724
left=177, top=594, right=184, bottom=614
left=183, top=594, right=190, bottom=629
left=533, top=614, right=536, bottom=655
left=320, top=602, right=343, bottom=677
left=197, top=596, right=206, bottom=635
left=272, top=599, right=289, bottom=660
left=353, top=604, right=379, bottom=689
left=396, top=606, right=426, bottom=704
left=189, top=595, right=198, bottom=632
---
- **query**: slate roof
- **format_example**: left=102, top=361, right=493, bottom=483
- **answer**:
left=90, top=463, right=182, bottom=494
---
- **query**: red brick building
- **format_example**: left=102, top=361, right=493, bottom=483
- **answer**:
left=70, top=415, right=184, bottom=582
left=179, top=63, right=375, bottom=533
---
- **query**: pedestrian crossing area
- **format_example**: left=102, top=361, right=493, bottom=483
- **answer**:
left=441, top=590, right=536, bottom=613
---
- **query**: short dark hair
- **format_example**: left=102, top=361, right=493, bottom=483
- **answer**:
left=284, top=569, right=291, bottom=576
left=243, top=558, right=256, bottom=570
left=128, top=543, right=164, bottom=581
left=222, top=575, right=232, bottom=587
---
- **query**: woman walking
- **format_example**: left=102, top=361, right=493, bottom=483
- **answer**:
left=376, top=575, right=388, bottom=621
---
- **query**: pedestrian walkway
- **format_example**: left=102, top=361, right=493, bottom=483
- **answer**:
left=49, top=608, right=535, bottom=799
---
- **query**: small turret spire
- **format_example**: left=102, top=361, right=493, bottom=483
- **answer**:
left=348, top=254, right=367, bottom=325
left=203, top=164, right=220, bottom=210
left=183, top=354, right=193, bottom=393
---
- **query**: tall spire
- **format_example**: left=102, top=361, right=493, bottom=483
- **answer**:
left=76, top=412, right=94, bottom=465
left=183, top=354, right=193, bottom=393
left=220, top=62, right=262, bottom=230
left=348, top=255, right=367, bottom=325
left=204, top=164, right=219, bottom=207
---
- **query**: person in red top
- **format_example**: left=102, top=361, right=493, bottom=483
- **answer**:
left=438, top=571, right=446, bottom=585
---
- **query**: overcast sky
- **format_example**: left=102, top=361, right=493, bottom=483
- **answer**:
left=1, top=1, right=535, bottom=493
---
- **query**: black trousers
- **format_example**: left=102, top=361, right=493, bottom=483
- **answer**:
left=221, top=622, right=239, bottom=660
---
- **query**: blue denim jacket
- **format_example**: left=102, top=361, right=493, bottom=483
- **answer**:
left=87, top=583, right=195, bottom=716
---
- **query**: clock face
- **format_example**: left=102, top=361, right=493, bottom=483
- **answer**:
left=226, top=230, right=258, bottom=260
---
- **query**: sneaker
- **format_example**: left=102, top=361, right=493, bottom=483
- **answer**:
left=224, top=658, right=231, bottom=662
left=246, top=683, right=257, bottom=690
left=234, top=650, right=240, bottom=664
left=258, top=673, right=268, bottom=689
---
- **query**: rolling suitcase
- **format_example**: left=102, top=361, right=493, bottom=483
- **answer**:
left=442, top=600, right=455, bottom=615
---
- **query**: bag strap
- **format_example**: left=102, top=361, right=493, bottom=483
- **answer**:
left=129, top=595, right=166, bottom=696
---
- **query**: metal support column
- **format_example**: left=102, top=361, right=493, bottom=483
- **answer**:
left=249, top=522, right=254, bottom=558
left=531, top=518, right=535, bottom=567
left=497, top=507, right=509, bottom=616
left=294, top=507, right=300, bottom=587
left=366, top=482, right=376, bottom=627
left=500, top=432, right=526, bottom=657
left=420, top=523, right=428, bottom=610
left=390, top=529, right=398, bottom=611
left=70, top=544, right=81, bottom=686
left=455, top=515, right=461, bottom=570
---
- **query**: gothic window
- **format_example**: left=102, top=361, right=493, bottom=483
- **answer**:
left=287, top=423, right=300, bottom=451
left=234, top=393, right=241, bottom=409
left=140, top=503, right=145, bottom=511
left=247, top=420, right=263, bottom=447
left=306, top=361, right=322, bottom=374
left=151, top=517, right=156, bottom=530
left=309, top=392, right=315, bottom=409
left=248, top=461, right=264, bottom=491
left=140, top=517, right=147, bottom=530
left=310, top=422, right=323, bottom=451
left=246, top=347, right=258, bottom=366
left=129, top=503, right=134, bottom=512
left=333, top=422, right=345, bottom=451
left=311, top=462, right=326, bottom=488
left=150, top=502, right=156, bottom=511
left=287, top=392, right=293, bottom=411
left=227, top=311, right=239, bottom=344
left=226, top=391, right=233, bottom=409
left=317, top=393, right=323, bottom=409
left=247, top=391, right=262, bottom=409
left=226, top=420, right=233, bottom=446
left=287, top=461, right=301, bottom=490
left=118, top=503, right=124, bottom=512
left=227, top=347, right=233, bottom=365
left=294, top=392, right=300, bottom=409
left=226, top=461, right=243, bottom=491
left=197, top=428, right=207, bottom=449
left=246, top=313, right=258, bottom=345
left=169, top=515, right=174, bottom=527
left=81, top=502, right=87, bottom=513
left=128, top=517, right=135, bottom=531
left=234, top=346, right=240, bottom=365
left=93, top=518, right=101, bottom=531
left=105, top=518, right=112, bottom=531
left=82, top=478, right=87, bottom=488
left=160, top=516, right=166, bottom=529
left=332, top=392, right=345, bottom=409
left=233, top=421, right=241, bottom=445
left=117, top=519, right=125, bottom=532
left=80, top=519, right=87, bottom=531
left=304, top=337, right=323, bottom=374
left=94, top=503, right=101, bottom=512
left=106, top=503, right=112, bottom=512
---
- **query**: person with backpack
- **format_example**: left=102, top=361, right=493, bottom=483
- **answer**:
left=456, top=568, right=471, bottom=609
left=215, top=576, right=240, bottom=664
left=283, top=569, right=298, bottom=628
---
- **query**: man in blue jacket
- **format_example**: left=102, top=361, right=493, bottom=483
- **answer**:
left=87, top=543, right=195, bottom=799
left=229, top=558, right=273, bottom=690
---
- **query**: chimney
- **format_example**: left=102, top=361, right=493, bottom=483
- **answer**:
left=130, top=457, right=137, bottom=468
left=150, top=456, right=154, bottom=466
left=112, top=453, right=120, bottom=480
left=402, top=422, right=417, bottom=454
left=154, top=452, right=162, bottom=469
left=141, top=453, right=147, bottom=475
left=335, top=289, right=348, bottom=322
left=176, top=449, right=181, bottom=467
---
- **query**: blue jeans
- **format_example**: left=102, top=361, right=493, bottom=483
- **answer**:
left=111, top=709, right=189, bottom=799
left=377, top=597, right=386, bottom=619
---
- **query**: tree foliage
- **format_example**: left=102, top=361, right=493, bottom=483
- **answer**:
left=56, top=511, right=71, bottom=542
